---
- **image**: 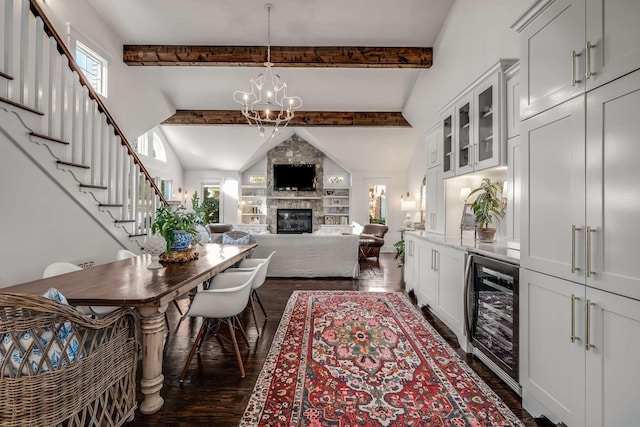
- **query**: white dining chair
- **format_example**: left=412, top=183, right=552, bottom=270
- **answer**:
left=179, top=268, right=258, bottom=382
left=42, top=262, right=93, bottom=315
left=225, top=251, right=275, bottom=335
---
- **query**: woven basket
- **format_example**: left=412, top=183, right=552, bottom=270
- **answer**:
left=0, top=293, right=140, bottom=427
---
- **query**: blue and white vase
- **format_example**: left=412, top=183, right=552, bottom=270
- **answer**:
left=171, top=230, right=192, bottom=251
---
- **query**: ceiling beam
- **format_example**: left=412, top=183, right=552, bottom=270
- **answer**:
left=162, top=110, right=411, bottom=127
left=123, top=45, right=432, bottom=68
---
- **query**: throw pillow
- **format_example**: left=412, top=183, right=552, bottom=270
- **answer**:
left=1, top=288, right=81, bottom=376
left=222, top=233, right=251, bottom=245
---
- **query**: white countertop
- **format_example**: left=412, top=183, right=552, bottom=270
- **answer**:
left=405, top=231, right=520, bottom=265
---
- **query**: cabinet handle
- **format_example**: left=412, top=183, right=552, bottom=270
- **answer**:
left=586, top=226, right=595, bottom=277
left=434, top=251, right=439, bottom=272
left=585, top=299, right=594, bottom=350
left=570, top=294, right=580, bottom=342
left=571, top=50, right=582, bottom=86
left=571, top=225, right=581, bottom=273
left=586, top=41, right=596, bottom=79
left=431, top=249, right=435, bottom=271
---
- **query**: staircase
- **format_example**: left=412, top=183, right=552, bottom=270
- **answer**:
left=0, top=0, right=166, bottom=253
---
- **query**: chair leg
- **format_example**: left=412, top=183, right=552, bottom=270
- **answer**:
left=248, top=296, right=261, bottom=336
left=253, top=290, right=268, bottom=319
left=196, top=320, right=210, bottom=353
left=172, top=299, right=184, bottom=316
left=234, top=316, right=251, bottom=349
left=228, top=320, right=246, bottom=377
left=180, top=321, right=208, bottom=382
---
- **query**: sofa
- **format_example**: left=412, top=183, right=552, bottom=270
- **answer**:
left=251, top=233, right=359, bottom=278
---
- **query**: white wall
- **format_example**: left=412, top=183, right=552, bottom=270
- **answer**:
left=40, top=0, right=174, bottom=141
left=183, top=170, right=241, bottom=224
left=0, top=134, right=124, bottom=287
left=403, top=0, right=532, bottom=134
left=135, top=127, right=185, bottom=200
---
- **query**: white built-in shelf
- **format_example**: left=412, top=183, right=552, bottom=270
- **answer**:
left=270, top=196, right=322, bottom=200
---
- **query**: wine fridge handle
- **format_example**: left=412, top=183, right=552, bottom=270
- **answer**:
left=463, top=255, right=474, bottom=338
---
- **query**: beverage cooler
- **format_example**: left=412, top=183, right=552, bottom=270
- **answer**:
left=464, top=253, right=520, bottom=394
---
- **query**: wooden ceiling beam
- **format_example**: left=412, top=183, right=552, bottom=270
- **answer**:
left=123, top=45, right=432, bottom=68
left=162, top=110, right=411, bottom=127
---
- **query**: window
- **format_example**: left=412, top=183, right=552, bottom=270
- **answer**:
left=159, top=179, right=173, bottom=201
left=201, top=184, right=221, bottom=224
left=75, top=41, right=107, bottom=96
left=368, top=185, right=387, bottom=225
left=132, top=129, right=167, bottom=162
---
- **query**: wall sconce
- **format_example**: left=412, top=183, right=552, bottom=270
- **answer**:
left=401, top=192, right=417, bottom=228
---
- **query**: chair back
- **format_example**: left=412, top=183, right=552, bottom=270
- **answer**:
left=236, top=251, right=275, bottom=290
left=361, top=224, right=389, bottom=238
left=195, top=224, right=210, bottom=244
left=117, top=249, right=137, bottom=260
left=188, top=269, right=257, bottom=319
left=42, top=262, right=81, bottom=278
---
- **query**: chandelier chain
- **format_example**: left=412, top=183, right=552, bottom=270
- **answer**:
left=266, top=4, right=272, bottom=64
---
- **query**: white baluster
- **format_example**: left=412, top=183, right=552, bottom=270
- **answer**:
left=18, top=0, right=28, bottom=104
left=108, top=130, right=118, bottom=203
left=90, top=102, right=101, bottom=184
left=34, top=16, right=44, bottom=112
left=47, top=36, right=58, bottom=137
left=81, top=86, right=91, bottom=167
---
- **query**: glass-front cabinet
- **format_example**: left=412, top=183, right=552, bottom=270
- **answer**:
left=438, top=59, right=516, bottom=177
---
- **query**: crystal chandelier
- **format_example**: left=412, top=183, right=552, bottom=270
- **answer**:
left=233, top=4, right=302, bottom=138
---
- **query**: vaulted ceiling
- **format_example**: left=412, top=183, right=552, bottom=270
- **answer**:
left=87, top=0, right=455, bottom=172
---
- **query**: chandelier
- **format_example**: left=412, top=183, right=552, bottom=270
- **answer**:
left=233, top=4, right=302, bottom=138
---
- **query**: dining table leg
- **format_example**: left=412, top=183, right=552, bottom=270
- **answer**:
left=138, top=305, right=168, bottom=414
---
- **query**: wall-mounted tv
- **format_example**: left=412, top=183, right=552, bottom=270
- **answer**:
left=273, top=164, right=316, bottom=191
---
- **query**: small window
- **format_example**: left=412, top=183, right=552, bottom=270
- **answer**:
left=249, top=176, right=266, bottom=184
left=75, top=41, right=108, bottom=96
left=132, top=130, right=167, bottom=162
left=151, top=133, right=166, bottom=162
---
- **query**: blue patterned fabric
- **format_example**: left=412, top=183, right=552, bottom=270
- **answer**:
left=1, top=288, right=81, bottom=376
left=222, top=233, right=251, bottom=245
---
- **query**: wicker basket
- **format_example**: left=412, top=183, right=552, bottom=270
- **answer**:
left=0, top=293, right=140, bottom=427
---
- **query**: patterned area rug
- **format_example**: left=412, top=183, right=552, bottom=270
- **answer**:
left=241, top=291, right=523, bottom=426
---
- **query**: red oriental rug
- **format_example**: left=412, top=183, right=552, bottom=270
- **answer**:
left=241, top=291, right=523, bottom=427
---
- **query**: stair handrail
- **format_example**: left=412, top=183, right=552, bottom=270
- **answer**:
left=29, top=0, right=167, bottom=206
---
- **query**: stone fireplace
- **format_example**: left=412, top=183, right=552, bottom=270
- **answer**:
left=276, top=209, right=313, bottom=234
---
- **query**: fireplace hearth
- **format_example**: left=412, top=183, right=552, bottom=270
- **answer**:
left=277, top=209, right=313, bottom=234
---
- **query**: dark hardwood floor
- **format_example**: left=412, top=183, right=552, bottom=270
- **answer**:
left=128, top=254, right=555, bottom=426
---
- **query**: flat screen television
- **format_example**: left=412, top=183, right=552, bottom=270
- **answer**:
left=273, top=164, right=316, bottom=191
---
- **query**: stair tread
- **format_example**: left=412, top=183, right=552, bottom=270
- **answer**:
left=0, top=71, right=14, bottom=80
left=30, top=132, right=70, bottom=145
left=80, top=184, right=108, bottom=189
left=129, top=233, right=147, bottom=238
left=0, top=96, right=44, bottom=115
left=99, top=203, right=123, bottom=207
left=57, top=160, right=90, bottom=169
left=115, top=219, right=136, bottom=223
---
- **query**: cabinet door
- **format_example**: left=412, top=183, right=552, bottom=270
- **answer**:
left=585, top=0, right=640, bottom=91
left=585, top=287, right=640, bottom=426
left=519, top=269, right=586, bottom=427
left=586, top=70, right=640, bottom=301
left=441, top=110, right=455, bottom=178
left=455, top=93, right=474, bottom=176
left=520, top=96, right=585, bottom=283
left=434, top=245, right=466, bottom=344
left=416, top=240, right=436, bottom=308
left=403, top=237, right=415, bottom=291
left=426, top=125, right=442, bottom=169
left=518, top=0, right=585, bottom=119
left=506, top=63, right=521, bottom=139
left=474, top=71, right=502, bottom=171
left=425, top=167, right=445, bottom=235
left=506, top=136, right=521, bottom=245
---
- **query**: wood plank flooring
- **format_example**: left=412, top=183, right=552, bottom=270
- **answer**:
left=128, top=254, right=555, bottom=426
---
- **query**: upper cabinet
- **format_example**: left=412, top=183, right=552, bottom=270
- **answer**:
left=514, top=0, right=640, bottom=120
left=439, top=59, right=517, bottom=178
left=426, top=124, right=442, bottom=170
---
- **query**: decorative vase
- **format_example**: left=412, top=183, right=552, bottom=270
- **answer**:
left=144, top=235, right=166, bottom=269
left=171, top=230, right=192, bottom=251
left=476, top=227, right=496, bottom=242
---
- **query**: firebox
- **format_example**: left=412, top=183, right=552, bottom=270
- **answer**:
left=277, top=209, right=313, bottom=234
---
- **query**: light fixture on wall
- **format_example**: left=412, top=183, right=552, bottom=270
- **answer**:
left=232, top=4, right=302, bottom=139
left=401, top=193, right=417, bottom=228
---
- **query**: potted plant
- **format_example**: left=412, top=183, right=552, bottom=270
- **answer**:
left=393, top=240, right=405, bottom=266
left=467, top=178, right=505, bottom=242
left=151, top=204, right=198, bottom=253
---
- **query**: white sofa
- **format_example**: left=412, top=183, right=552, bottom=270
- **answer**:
left=251, top=233, right=359, bottom=278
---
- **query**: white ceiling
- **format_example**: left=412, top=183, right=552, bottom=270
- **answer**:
left=88, top=0, right=455, bottom=172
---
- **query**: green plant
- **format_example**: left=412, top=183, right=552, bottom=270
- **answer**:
left=151, top=204, right=198, bottom=252
left=190, top=192, right=206, bottom=225
left=393, top=240, right=405, bottom=266
left=468, top=178, right=505, bottom=228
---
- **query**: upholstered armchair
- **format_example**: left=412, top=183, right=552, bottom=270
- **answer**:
left=359, top=224, right=389, bottom=262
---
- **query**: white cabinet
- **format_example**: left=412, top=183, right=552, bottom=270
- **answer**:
left=322, top=188, right=349, bottom=226
left=506, top=136, right=521, bottom=246
left=505, top=62, right=521, bottom=139
left=425, top=167, right=445, bottom=235
left=403, top=235, right=416, bottom=291
left=425, top=124, right=442, bottom=169
left=412, top=236, right=466, bottom=349
left=520, top=269, right=640, bottom=426
left=515, top=0, right=640, bottom=120
left=439, top=59, right=516, bottom=177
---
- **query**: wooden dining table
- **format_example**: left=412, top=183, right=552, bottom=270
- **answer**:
left=2, top=242, right=257, bottom=415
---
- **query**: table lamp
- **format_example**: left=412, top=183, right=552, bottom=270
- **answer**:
left=401, top=194, right=417, bottom=228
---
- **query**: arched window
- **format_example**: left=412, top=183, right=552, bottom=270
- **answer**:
left=132, top=129, right=167, bottom=162
left=151, top=133, right=166, bottom=162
